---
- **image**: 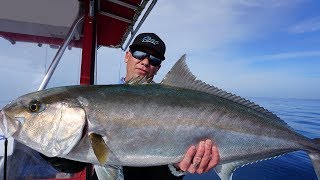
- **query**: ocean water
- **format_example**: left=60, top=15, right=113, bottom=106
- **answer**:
left=185, top=97, right=320, bottom=180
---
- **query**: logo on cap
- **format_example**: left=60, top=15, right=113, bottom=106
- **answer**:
left=142, top=36, right=159, bottom=45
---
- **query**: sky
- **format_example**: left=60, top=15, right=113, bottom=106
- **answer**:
left=1, top=0, right=320, bottom=107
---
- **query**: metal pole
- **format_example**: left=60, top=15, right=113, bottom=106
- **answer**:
left=80, top=0, right=97, bottom=85
left=38, top=14, right=84, bottom=91
left=122, top=0, right=157, bottom=51
left=105, top=0, right=138, bottom=10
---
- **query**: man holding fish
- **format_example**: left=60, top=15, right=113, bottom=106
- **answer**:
left=118, top=32, right=220, bottom=179
left=2, top=31, right=320, bottom=180
left=40, top=33, right=220, bottom=179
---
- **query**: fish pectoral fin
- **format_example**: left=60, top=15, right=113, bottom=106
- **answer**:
left=308, top=152, right=320, bottom=179
left=94, top=165, right=119, bottom=180
left=215, top=160, right=248, bottom=180
left=89, top=133, right=109, bottom=165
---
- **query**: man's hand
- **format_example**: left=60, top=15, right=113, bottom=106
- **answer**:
left=175, top=139, right=219, bottom=174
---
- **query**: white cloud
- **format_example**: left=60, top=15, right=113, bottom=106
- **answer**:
left=236, top=0, right=306, bottom=7
left=0, top=41, right=83, bottom=100
left=96, top=47, right=125, bottom=85
left=288, top=16, right=320, bottom=34
left=237, top=50, right=320, bottom=62
left=0, top=63, right=43, bottom=101
left=136, top=0, right=306, bottom=59
left=152, top=51, right=319, bottom=100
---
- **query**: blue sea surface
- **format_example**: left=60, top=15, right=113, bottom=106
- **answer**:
left=185, top=97, right=320, bottom=180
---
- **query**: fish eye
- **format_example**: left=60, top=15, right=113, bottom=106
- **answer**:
left=29, top=100, right=42, bottom=112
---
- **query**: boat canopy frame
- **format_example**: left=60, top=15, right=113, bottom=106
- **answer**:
left=22, top=0, right=158, bottom=89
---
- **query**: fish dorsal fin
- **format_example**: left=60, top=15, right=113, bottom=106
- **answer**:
left=125, top=76, right=153, bottom=84
left=161, top=54, right=281, bottom=121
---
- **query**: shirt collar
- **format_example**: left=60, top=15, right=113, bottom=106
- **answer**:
left=119, top=77, right=126, bottom=84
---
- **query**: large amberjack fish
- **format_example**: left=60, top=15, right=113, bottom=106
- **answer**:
left=0, top=54, right=320, bottom=179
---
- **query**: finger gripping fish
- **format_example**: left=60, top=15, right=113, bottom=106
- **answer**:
left=1, top=55, right=320, bottom=180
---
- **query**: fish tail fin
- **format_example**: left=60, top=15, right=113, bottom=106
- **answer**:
left=308, top=138, right=320, bottom=179
left=308, top=152, right=320, bottom=179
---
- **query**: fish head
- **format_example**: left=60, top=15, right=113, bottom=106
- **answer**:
left=0, top=90, right=86, bottom=157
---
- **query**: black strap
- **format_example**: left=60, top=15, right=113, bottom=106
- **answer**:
left=3, top=138, right=8, bottom=180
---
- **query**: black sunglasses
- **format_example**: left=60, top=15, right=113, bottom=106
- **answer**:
left=131, top=50, right=162, bottom=66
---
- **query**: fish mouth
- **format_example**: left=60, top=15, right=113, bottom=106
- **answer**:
left=0, top=110, right=20, bottom=138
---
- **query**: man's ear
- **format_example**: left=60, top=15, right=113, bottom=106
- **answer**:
left=125, top=51, right=130, bottom=63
